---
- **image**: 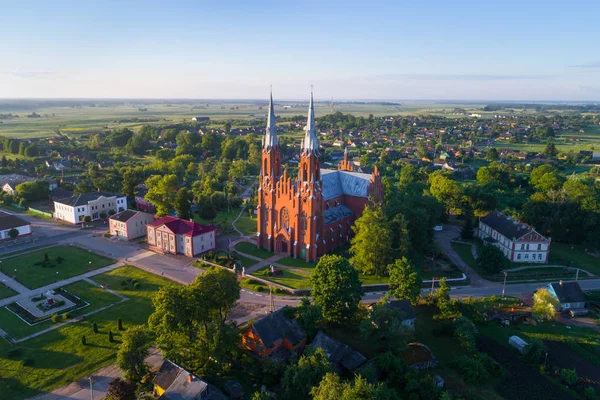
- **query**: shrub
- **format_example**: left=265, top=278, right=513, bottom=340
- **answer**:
left=62, top=312, right=71, bottom=320
left=133, top=282, right=140, bottom=289
left=585, top=387, right=597, bottom=400
left=56, top=256, right=64, bottom=264
left=82, top=335, right=87, bottom=345
left=118, top=318, right=123, bottom=331
left=44, top=252, right=49, bottom=262
left=256, top=286, right=264, bottom=292
left=7, top=348, right=21, bottom=358
left=51, top=314, right=60, bottom=323
left=454, top=356, right=490, bottom=386
left=561, top=368, right=578, bottom=386
left=108, top=331, right=114, bottom=343
left=93, top=322, right=98, bottom=333
left=21, top=357, right=34, bottom=367
left=121, top=280, right=128, bottom=287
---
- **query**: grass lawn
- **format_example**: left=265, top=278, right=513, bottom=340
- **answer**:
left=0, top=280, right=123, bottom=340
left=234, top=211, right=257, bottom=236
left=236, top=255, right=259, bottom=268
left=0, top=266, right=174, bottom=400
left=277, top=256, right=316, bottom=272
left=451, top=241, right=479, bottom=270
left=1, top=246, right=115, bottom=289
left=549, top=242, right=600, bottom=275
left=252, top=266, right=311, bottom=289
left=0, top=283, right=17, bottom=299
left=238, top=277, right=292, bottom=295
left=358, top=273, right=389, bottom=285
left=234, top=241, right=273, bottom=259
left=194, top=207, right=256, bottom=236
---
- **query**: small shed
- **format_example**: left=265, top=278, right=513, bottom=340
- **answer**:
left=508, top=335, right=528, bottom=354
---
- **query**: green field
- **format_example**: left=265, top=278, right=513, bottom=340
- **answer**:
left=234, top=241, right=273, bottom=259
left=1, top=246, right=115, bottom=289
left=0, top=266, right=174, bottom=400
left=252, top=266, right=312, bottom=289
left=549, top=242, right=600, bottom=275
left=0, top=284, right=18, bottom=299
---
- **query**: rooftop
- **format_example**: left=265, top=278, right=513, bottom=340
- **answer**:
left=384, top=299, right=416, bottom=320
left=549, top=281, right=585, bottom=304
left=0, top=211, right=30, bottom=230
left=251, top=306, right=305, bottom=348
left=321, top=169, right=373, bottom=200
left=147, top=216, right=216, bottom=237
left=54, top=191, right=124, bottom=207
left=308, top=331, right=366, bottom=371
left=480, top=211, right=538, bottom=240
left=110, top=209, right=147, bottom=222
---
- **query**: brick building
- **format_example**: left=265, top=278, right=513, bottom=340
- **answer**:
left=257, top=92, right=383, bottom=262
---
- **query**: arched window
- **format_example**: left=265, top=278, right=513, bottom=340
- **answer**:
left=281, top=207, right=290, bottom=230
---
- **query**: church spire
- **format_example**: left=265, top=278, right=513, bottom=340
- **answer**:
left=263, top=88, right=279, bottom=150
left=302, top=88, right=319, bottom=155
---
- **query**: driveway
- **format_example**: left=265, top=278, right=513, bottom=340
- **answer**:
left=434, top=224, right=489, bottom=287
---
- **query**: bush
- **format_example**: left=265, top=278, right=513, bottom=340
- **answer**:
left=561, top=368, right=578, bottom=386
left=256, top=286, right=264, bottom=292
left=133, top=282, right=140, bottom=289
left=121, top=280, right=128, bottom=287
left=21, top=357, right=34, bottom=367
left=62, top=312, right=71, bottom=320
left=109, top=331, right=114, bottom=343
left=44, top=252, right=49, bottom=262
left=477, top=245, right=505, bottom=273
left=56, top=256, right=64, bottom=264
left=93, top=322, right=98, bottom=333
left=82, top=335, right=87, bottom=345
left=118, top=318, right=123, bottom=331
left=51, top=313, right=60, bottom=323
left=7, top=348, right=21, bottom=358
left=585, top=387, right=597, bottom=400
left=454, top=356, right=490, bottom=386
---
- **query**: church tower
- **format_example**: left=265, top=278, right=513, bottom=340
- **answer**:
left=297, top=90, right=323, bottom=261
left=257, top=91, right=281, bottom=252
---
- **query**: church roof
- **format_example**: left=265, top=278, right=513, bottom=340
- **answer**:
left=321, top=169, right=372, bottom=200
left=263, top=91, right=279, bottom=150
left=301, top=91, right=319, bottom=154
left=324, top=204, right=353, bottom=225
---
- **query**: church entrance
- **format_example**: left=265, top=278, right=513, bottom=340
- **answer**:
left=280, top=241, right=288, bottom=253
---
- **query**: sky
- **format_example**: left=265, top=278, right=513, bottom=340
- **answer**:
left=1, top=0, right=600, bottom=101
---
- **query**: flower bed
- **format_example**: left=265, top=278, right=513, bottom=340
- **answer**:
left=6, top=289, right=88, bottom=326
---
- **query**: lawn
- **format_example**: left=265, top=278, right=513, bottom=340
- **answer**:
left=252, top=266, right=312, bottom=289
left=0, top=266, right=174, bottom=400
left=0, top=280, right=123, bottom=340
left=549, top=242, right=600, bottom=275
left=0, top=283, right=17, bottom=299
left=239, top=278, right=292, bottom=296
left=0, top=246, right=115, bottom=289
left=234, top=210, right=257, bottom=236
left=234, top=241, right=273, bottom=259
left=236, top=255, right=259, bottom=269
left=277, top=256, right=316, bottom=272
left=194, top=206, right=256, bottom=236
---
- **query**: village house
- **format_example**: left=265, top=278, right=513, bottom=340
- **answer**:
left=146, top=216, right=216, bottom=257
left=153, top=359, right=225, bottom=400
left=546, top=281, right=586, bottom=312
left=241, top=306, right=306, bottom=362
left=308, top=331, right=366, bottom=372
left=0, top=211, right=31, bottom=240
left=384, top=299, right=416, bottom=328
left=109, top=210, right=154, bottom=240
left=53, top=191, right=127, bottom=224
left=478, top=211, right=550, bottom=263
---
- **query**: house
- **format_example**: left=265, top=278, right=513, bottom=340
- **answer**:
left=135, top=189, right=156, bottom=212
left=308, top=331, right=366, bottom=372
left=241, top=306, right=306, bottom=361
left=384, top=299, right=416, bottom=328
left=146, top=216, right=216, bottom=257
left=153, top=359, right=225, bottom=400
left=478, top=211, right=550, bottom=263
left=53, top=191, right=127, bottom=224
left=109, top=210, right=154, bottom=240
left=0, top=174, right=35, bottom=194
left=0, top=211, right=31, bottom=240
left=191, top=116, right=210, bottom=122
left=546, top=281, right=586, bottom=312
left=46, top=159, right=72, bottom=171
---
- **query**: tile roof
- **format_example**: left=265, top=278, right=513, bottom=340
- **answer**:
left=147, top=216, right=216, bottom=237
left=308, top=331, right=366, bottom=371
left=480, top=211, right=537, bottom=240
left=251, top=306, right=305, bottom=348
left=549, top=281, right=585, bottom=304
left=0, top=211, right=30, bottom=230
left=54, top=191, right=125, bottom=207
left=321, top=169, right=372, bottom=200
left=109, top=209, right=142, bottom=222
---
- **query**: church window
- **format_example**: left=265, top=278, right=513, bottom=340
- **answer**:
left=303, top=164, right=308, bottom=181
left=281, top=208, right=290, bottom=230
left=263, top=159, right=267, bottom=175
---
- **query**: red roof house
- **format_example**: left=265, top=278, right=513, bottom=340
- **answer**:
left=146, top=216, right=217, bottom=257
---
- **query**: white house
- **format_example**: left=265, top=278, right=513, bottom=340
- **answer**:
left=109, top=210, right=154, bottom=240
left=478, top=211, right=551, bottom=263
left=0, top=211, right=31, bottom=240
left=146, top=216, right=216, bottom=257
left=54, top=191, right=127, bottom=224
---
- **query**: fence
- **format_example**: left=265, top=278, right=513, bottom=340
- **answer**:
left=28, top=207, right=53, bottom=218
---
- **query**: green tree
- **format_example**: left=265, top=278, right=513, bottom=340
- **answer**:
left=74, top=180, right=94, bottom=195
left=174, top=187, right=192, bottom=220
left=106, top=377, right=136, bottom=400
left=428, top=170, right=462, bottom=213
left=282, top=348, right=331, bottom=400
left=388, top=257, right=421, bottom=305
left=455, top=356, right=490, bottom=386
left=561, top=368, right=578, bottom=386
left=116, top=326, right=151, bottom=382
left=486, top=147, right=499, bottom=161
left=477, top=245, right=505, bottom=273
left=532, top=288, right=558, bottom=321
left=145, top=174, right=178, bottom=216
left=311, top=373, right=397, bottom=400
left=121, top=167, right=144, bottom=198
left=360, top=302, right=407, bottom=353
left=461, top=208, right=475, bottom=240
left=8, top=228, right=19, bottom=240
left=294, top=298, right=322, bottom=339
left=350, top=205, right=394, bottom=276
left=15, top=180, right=50, bottom=201
left=544, top=141, right=558, bottom=156
left=310, top=255, right=362, bottom=324
left=148, top=268, right=240, bottom=373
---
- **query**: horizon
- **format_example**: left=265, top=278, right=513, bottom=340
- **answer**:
left=2, top=0, right=600, bottom=101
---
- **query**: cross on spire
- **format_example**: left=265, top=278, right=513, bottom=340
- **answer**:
left=302, top=88, right=319, bottom=154
left=263, top=88, right=279, bottom=150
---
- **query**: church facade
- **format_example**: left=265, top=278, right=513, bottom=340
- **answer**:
left=256, top=92, right=383, bottom=262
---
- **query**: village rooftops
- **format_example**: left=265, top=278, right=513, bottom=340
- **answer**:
left=384, top=299, right=416, bottom=320
left=480, top=211, right=536, bottom=240
left=109, top=209, right=140, bottom=222
left=308, top=331, right=367, bottom=371
left=251, top=306, right=305, bottom=348
left=147, top=216, right=216, bottom=237
left=549, top=281, right=585, bottom=304
left=55, top=191, right=125, bottom=207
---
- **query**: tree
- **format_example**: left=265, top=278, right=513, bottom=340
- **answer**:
left=148, top=267, right=240, bottom=373
left=388, top=257, right=421, bottom=305
left=294, top=298, right=322, bottom=339
left=117, top=326, right=150, bottom=382
left=544, top=141, right=558, bottom=156
left=461, top=208, right=474, bottom=240
left=282, top=348, right=331, bottom=400
left=486, top=147, right=499, bottom=161
left=310, top=255, right=362, bottom=324
left=16, top=181, right=50, bottom=201
left=350, top=205, right=394, bottom=276
left=8, top=228, right=19, bottom=240
left=174, top=187, right=192, bottom=220
left=121, top=167, right=144, bottom=198
left=311, top=373, right=397, bottom=400
left=561, top=368, right=578, bottom=386
left=428, top=170, right=462, bottom=213
left=106, top=378, right=136, bottom=400
left=83, top=216, right=92, bottom=224
left=197, top=197, right=218, bottom=222
left=477, top=245, right=505, bottom=273
left=360, top=302, right=407, bottom=353
left=533, top=288, right=558, bottom=321
left=455, top=356, right=490, bottom=386
left=74, top=180, right=94, bottom=195
left=145, top=174, right=178, bottom=216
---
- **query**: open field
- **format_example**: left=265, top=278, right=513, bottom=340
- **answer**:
left=0, top=266, right=173, bottom=400
left=1, top=246, right=115, bottom=289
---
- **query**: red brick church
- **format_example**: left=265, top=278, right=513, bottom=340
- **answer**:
left=257, top=91, right=384, bottom=261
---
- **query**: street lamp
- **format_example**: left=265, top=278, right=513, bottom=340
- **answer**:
left=502, top=271, right=508, bottom=299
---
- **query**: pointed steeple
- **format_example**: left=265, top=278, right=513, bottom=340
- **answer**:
left=302, top=88, right=319, bottom=155
left=263, top=88, right=279, bottom=150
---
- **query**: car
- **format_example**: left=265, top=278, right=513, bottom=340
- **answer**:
left=433, top=225, right=443, bottom=231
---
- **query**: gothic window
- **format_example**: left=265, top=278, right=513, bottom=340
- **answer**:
left=281, top=208, right=290, bottom=230
left=303, top=164, right=308, bottom=181
left=263, top=159, right=267, bottom=174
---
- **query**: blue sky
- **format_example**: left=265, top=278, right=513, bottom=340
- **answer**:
left=1, top=0, right=600, bottom=100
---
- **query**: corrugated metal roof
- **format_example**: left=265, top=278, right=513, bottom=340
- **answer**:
left=321, top=169, right=372, bottom=200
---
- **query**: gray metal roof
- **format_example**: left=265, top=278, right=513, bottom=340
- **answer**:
left=549, top=281, right=585, bottom=304
left=251, top=306, right=305, bottom=348
left=54, top=191, right=125, bottom=207
left=262, top=92, right=279, bottom=150
left=321, top=169, right=372, bottom=200
left=309, top=331, right=366, bottom=371
left=301, top=91, right=319, bottom=154
left=480, top=211, right=536, bottom=240
left=324, top=204, right=353, bottom=225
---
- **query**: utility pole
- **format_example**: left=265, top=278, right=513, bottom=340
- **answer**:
left=269, top=286, right=274, bottom=313
left=502, top=271, right=508, bottom=299
left=431, top=277, right=436, bottom=295
left=89, top=376, right=94, bottom=400
left=575, top=268, right=579, bottom=281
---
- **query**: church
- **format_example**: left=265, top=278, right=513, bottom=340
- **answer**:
left=257, top=91, right=384, bottom=262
